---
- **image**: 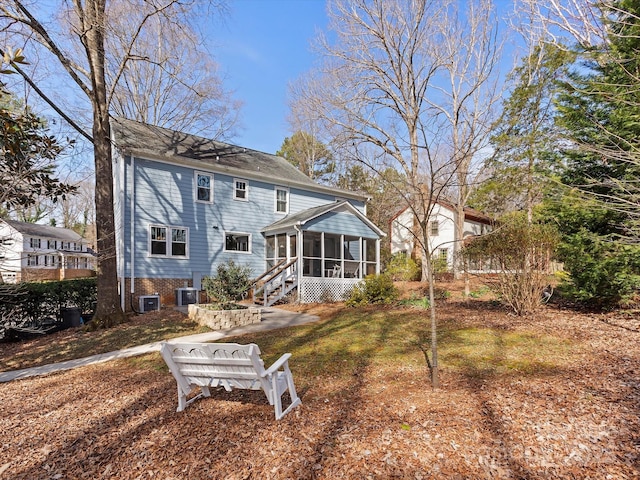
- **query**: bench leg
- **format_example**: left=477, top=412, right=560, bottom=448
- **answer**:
left=270, top=369, right=302, bottom=420
left=177, top=384, right=187, bottom=412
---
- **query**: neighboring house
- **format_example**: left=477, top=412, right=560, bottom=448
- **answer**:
left=111, top=118, right=385, bottom=310
left=0, top=219, right=96, bottom=284
left=389, top=202, right=493, bottom=271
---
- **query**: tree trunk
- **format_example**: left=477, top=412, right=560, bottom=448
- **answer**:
left=83, top=0, right=125, bottom=327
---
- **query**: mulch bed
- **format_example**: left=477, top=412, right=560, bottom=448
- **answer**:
left=0, top=300, right=639, bottom=479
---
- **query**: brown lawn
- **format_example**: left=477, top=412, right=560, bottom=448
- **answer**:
left=0, top=280, right=639, bottom=479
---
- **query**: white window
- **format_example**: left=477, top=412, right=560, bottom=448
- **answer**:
left=275, top=186, right=289, bottom=214
left=195, top=171, right=213, bottom=203
left=30, top=238, right=41, bottom=248
left=43, top=255, right=57, bottom=267
left=224, top=232, right=251, bottom=253
left=27, top=254, right=39, bottom=266
left=149, top=225, right=189, bottom=258
left=438, top=248, right=448, bottom=261
left=429, top=220, right=439, bottom=236
left=234, top=178, right=248, bottom=201
left=47, top=240, right=57, bottom=249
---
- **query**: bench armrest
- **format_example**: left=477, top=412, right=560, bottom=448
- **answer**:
left=262, top=353, right=292, bottom=377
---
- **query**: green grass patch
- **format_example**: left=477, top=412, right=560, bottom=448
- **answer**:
left=439, top=327, right=571, bottom=378
left=3, top=304, right=577, bottom=389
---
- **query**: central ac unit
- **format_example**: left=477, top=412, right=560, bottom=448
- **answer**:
left=139, top=295, right=160, bottom=312
left=176, top=287, right=199, bottom=306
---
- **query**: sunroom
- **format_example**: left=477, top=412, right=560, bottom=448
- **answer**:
left=259, top=201, right=385, bottom=304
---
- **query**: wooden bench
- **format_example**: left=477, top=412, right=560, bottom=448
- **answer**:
left=160, top=342, right=301, bottom=420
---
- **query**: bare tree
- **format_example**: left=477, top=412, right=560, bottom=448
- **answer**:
left=105, top=0, right=240, bottom=139
left=287, top=0, right=503, bottom=386
left=0, top=0, right=228, bottom=327
left=426, top=0, right=503, bottom=278
left=517, top=0, right=607, bottom=50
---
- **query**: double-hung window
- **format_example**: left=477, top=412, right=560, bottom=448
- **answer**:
left=47, top=240, right=57, bottom=249
left=224, top=232, right=251, bottom=253
left=195, top=172, right=213, bottom=203
left=275, top=186, right=289, bottom=213
left=429, top=220, right=439, bottom=236
left=234, top=178, right=248, bottom=201
left=149, top=225, right=188, bottom=258
left=30, top=238, right=41, bottom=248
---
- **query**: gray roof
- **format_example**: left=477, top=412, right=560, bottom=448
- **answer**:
left=262, top=201, right=385, bottom=237
left=111, top=117, right=366, bottom=201
left=3, top=219, right=84, bottom=242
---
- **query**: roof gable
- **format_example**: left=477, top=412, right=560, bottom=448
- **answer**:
left=262, top=201, right=385, bottom=237
left=390, top=201, right=493, bottom=226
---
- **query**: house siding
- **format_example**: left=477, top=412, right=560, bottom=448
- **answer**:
left=121, top=156, right=367, bottom=280
left=304, top=211, right=379, bottom=238
left=390, top=204, right=491, bottom=269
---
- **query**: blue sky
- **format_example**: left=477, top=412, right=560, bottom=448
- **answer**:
left=211, top=1, right=521, bottom=156
left=213, top=1, right=329, bottom=155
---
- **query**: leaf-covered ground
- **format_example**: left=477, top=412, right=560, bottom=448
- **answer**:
left=0, top=284, right=639, bottom=479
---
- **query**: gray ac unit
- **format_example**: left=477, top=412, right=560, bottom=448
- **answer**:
left=176, top=287, right=199, bottom=306
left=139, top=295, right=160, bottom=312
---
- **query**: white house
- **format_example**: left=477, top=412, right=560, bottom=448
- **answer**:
left=0, top=219, right=96, bottom=284
left=389, top=202, right=493, bottom=270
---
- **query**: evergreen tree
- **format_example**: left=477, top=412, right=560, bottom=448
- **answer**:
left=276, top=131, right=335, bottom=183
left=552, top=0, right=640, bottom=307
left=476, top=44, right=572, bottom=220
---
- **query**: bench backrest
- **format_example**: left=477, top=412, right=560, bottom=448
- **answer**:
left=161, top=342, right=267, bottom=393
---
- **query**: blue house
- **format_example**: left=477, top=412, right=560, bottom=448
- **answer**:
left=111, top=118, right=385, bottom=310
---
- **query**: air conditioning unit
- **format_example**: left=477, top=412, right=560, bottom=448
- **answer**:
left=139, top=295, right=160, bottom=312
left=176, top=287, right=199, bottom=307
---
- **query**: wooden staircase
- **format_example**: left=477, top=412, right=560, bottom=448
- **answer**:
left=252, top=258, right=298, bottom=307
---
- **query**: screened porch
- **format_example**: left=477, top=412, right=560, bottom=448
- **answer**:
left=260, top=201, right=385, bottom=303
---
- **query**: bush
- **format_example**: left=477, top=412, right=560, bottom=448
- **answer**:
left=558, top=231, right=640, bottom=308
left=346, top=274, right=399, bottom=306
left=203, top=260, right=252, bottom=310
left=462, top=213, right=558, bottom=315
left=0, top=278, right=97, bottom=330
left=385, top=252, right=421, bottom=281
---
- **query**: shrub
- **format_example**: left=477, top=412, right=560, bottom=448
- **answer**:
left=385, top=252, right=421, bottom=281
left=346, top=274, right=399, bottom=306
left=0, top=278, right=97, bottom=330
left=462, top=213, right=558, bottom=315
left=203, top=260, right=252, bottom=310
left=558, top=231, right=640, bottom=308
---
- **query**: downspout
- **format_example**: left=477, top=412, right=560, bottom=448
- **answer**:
left=129, top=156, right=136, bottom=310
left=117, top=151, right=125, bottom=311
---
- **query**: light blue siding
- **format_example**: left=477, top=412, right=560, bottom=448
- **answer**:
left=304, top=211, right=379, bottom=238
left=121, top=156, right=376, bottom=280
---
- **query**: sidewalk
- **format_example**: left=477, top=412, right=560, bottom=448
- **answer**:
left=0, top=307, right=319, bottom=383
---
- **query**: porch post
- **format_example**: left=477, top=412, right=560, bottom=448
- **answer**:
left=296, top=227, right=302, bottom=303
left=376, top=238, right=380, bottom=275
